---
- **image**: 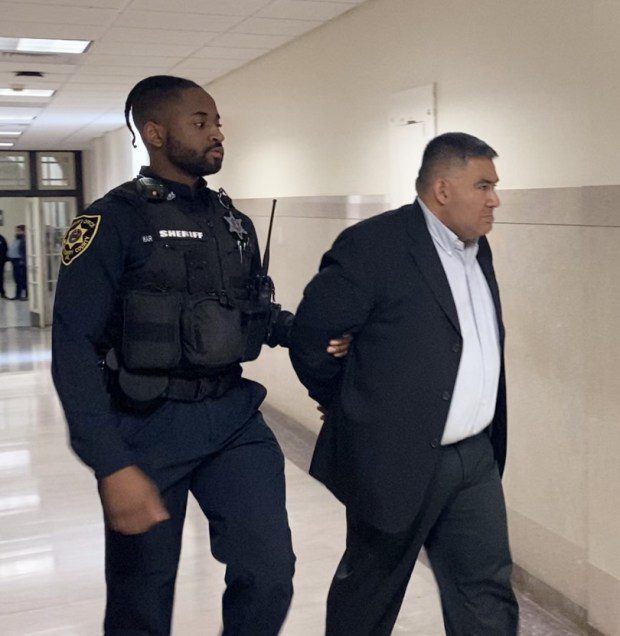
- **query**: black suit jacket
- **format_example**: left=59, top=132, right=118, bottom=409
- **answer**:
left=0, top=234, right=7, bottom=263
left=290, top=201, right=507, bottom=533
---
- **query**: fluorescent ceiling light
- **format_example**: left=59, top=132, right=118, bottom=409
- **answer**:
left=0, top=115, right=34, bottom=122
left=0, top=131, right=21, bottom=136
left=0, top=37, right=90, bottom=55
left=0, top=88, right=55, bottom=98
left=0, top=142, right=15, bottom=147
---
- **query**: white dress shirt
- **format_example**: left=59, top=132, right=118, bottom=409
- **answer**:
left=7, top=239, right=21, bottom=260
left=418, top=197, right=501, bottom=445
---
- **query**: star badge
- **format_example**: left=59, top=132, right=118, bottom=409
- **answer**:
left=223, top=211, right=248, bottom=241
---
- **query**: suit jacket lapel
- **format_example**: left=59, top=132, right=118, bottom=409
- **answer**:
left=405, top=201, right=461, bottom=335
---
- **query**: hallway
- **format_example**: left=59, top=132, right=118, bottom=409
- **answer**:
left=0, top=329, right=583, bottom=635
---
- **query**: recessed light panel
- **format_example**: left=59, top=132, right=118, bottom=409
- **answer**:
left=0, top=115, right=34, bottom=122
left=0, top=37, right=91, bottom=54
left=0, top=131, right=21, bottom=136
left=0, top=142, right=15, bottom=148
left=0, top=88, right=55, bottom=98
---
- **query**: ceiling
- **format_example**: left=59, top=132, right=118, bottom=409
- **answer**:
left=0, top=0, right=367, bottom=151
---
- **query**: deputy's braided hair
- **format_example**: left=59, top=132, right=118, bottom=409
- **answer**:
left=124, top=75, right=201, bottom=148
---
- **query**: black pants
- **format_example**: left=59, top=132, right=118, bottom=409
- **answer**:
left=326, top=430, right=519, bottom=635
left=11, top=258, right=27, bottom=298
left=0, top=259, right=5, bottom=296
left=103, top=399, right=295, bottom=636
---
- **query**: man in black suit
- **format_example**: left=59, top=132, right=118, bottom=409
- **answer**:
left=7, top=224, right=27, bottom=300
left=0, top=231, right=7, bottom=298
left=290, top=133, right=519, bottom=635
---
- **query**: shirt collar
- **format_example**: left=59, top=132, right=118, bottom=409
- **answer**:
left=139, top=166, right=209, bottom=201
left=417, top=196, right=478, bottom=257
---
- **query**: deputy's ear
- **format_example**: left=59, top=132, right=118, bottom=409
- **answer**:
left=143, top=121, right=165, bottom=149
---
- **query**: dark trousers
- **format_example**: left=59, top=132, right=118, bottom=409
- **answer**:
left=11, top=259, right=27, bottom=298
left=0, top=260, right=5, bottom=296
left=103, top=410, right=295, bottom=636
left=326, top=430, right=519, bottom=636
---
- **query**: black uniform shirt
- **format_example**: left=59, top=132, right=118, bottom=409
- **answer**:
left=51, top=168, right=263, bottom=479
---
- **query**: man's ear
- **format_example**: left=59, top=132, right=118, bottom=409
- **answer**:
left=143, top=121, right=165, bottom=149
left=432, top=178, right=449, bottom=206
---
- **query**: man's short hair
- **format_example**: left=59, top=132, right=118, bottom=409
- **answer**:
left=415, top=132, right=497, bottom=193
left=124, top=75, right=201, bottom=147
left=16, top=224, right=25, bottom=231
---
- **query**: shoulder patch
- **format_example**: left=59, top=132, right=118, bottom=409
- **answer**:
left=61, top=214, right=102, bottom=266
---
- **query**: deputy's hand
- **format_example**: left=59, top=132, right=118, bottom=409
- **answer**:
left=100, top=465, right=170, bottom=535
left=317, top=405, right=328, bottom=422
left=327, top=333, right=353, bottom=358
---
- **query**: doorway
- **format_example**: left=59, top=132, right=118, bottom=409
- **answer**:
left=388, top=85, right=437, bottom=209
left=0, top=196, right=75, bottom=328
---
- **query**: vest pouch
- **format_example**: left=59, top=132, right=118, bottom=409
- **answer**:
left=242, top=306, right=270, bottom=362
left=181, top=295, right=246, bottom=367
left=122, top=290, right=182, bottom=371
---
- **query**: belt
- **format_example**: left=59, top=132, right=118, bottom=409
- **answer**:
left=166, top=369, right=241, bottom=401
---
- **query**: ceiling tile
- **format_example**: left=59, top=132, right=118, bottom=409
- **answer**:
left=70, top=67, right=172, bottom=81
left=80, top=54, right=180, bottom=68
left=207, top=33, right=293, bottom=49
left=0, top=75, right=62, bottom=89
left=256, top=0, right=353, bottom=21
left=191, top=46, right=269, bottom=60
left=0, top=2, right=119, bottom=26
left=122, top=10, right=241, bottom=33
left=127, top=0, right=272, bottom=16
left=89, top=40, right=201, bottom=58
left=63, top=81, right=133, bottom=92
left=170, top=70, right=222, bottom=85
left=232, top=17, right=322, bottom=36
left=103, top=26, right=219, bottom=47
left=0, top=22, right=104, bottom=41
left=35, top=0, right=125, bottom=6
left=171, top=57, right=244, bottom=72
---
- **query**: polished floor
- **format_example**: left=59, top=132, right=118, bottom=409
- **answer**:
left=0, top=326, right=582, bottom=635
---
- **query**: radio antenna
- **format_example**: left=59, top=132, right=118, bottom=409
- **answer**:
left=261, top=198, right=277, bottom=276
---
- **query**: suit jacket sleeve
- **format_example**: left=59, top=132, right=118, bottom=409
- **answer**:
left=290, top=226, right=375, bottom=405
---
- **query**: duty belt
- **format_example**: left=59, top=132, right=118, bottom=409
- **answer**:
left=166, top=369, right=241, bottom=401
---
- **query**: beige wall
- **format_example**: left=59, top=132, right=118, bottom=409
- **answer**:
left=82, top=0, right=620, bottom=633
left=82, top=128, right=147, bottom=206
left=205, top=0, right=606, bottom=196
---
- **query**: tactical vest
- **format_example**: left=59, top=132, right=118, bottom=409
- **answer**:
left=106, top=177, right=273, bottom=402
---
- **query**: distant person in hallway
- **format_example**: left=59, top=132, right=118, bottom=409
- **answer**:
left=7, top=224, right=27, bottom=300
left=0, top=231, right=7, bottom=298
left=51, top=75, right=350, bottom=636
left=290, top=132, right=519, bottom=635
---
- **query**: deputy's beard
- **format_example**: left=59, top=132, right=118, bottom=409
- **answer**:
left=165, top=135, right=223, bottom=177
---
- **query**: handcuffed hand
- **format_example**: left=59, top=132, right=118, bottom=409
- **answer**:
left=326, top=333, right=353, bottom=358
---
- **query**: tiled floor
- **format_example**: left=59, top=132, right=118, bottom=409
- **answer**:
left=0, top=281, right=31, bottom=329
left=0, top=328, right=583, bottom=635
